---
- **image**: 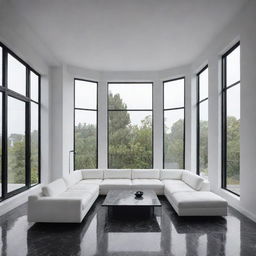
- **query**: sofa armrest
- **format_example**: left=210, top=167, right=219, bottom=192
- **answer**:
left=28, top=196, right=83, bottom=223
left=200, top=180, right=210, bottom=191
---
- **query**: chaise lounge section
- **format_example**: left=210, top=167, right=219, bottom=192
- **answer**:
left=28, top=169, right=227, bottom=223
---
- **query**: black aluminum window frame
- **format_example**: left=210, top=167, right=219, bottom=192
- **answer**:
left=163, top=77, right=186, bottom=169
left=0, top=42, right=41, bottom=201
left=73, top=78, right=98, bottom=170
left=107, top=82, right=154, bottom=169
left=221, top=41, right=240, bottom=196
left=196, top=65, right=208, bottom=175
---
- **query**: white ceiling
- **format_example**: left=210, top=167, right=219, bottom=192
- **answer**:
left=7, top=0, right=247, bottom=71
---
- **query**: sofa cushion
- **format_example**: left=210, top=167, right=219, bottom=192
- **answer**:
left=69, top=183, right=99, bottom=195
left=57, top=190, right=93, bottom=210
left=171, top=191, right=228, bottom=209
left=63, top=170, right=82, bottom=187
left=132, top=169, right=159, bottom=179
left=100, top=179, right=132, bottom=195
left=81, top=169, right=104, bottom=179
left=42, top=178, right=67, bottom=197
left=104, top=169, right=131, bottom=179
left=182, top=170, right=204, bottom=190
left=132, top=179, right=164, bottom=195
left=163, top=180, right=194, bottom=196
left=79, top=179, right=103, bottom=185
left=160, top=169, right=183, bottom=180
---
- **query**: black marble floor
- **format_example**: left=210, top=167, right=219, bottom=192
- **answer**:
left=1, top=196, right=256, bottom=256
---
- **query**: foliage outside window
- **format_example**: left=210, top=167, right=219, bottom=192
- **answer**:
left=0, top=42, right=40, bottom=200
left=74, top=79, right=97, bottom=169
left=108, top=83, right=153, bottom=169
left=197, top=66, right=208, bottom=179
left=222, top=43, right=240, bottom=196
left=164, top=78, right=185, bottom=169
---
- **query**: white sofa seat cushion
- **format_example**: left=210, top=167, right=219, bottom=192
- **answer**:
left=63, top=170, right=82, bottom=187
left=163, top=180, right=194, bottom=196
left=100, top=179, right=132, bottom=195
left=160, top=169, right=183, bottom=180
left=171, top=191, right=228, bottom=209
left=104, top=169, right=131, bottom=179
left=81, top=169, right=104, bottom=179
left=132, top=179, right=164, bottom=195
left=182, top=170, right=204, bottom=190
left=68, top=183, right=99, bottom=195
left=57, top=190, right=93, bottom=210
left=78, top=179, right=103, bottom=185
left=132, top=169, right=159, bottom=179
left=42, top=178, right=67, bottom=197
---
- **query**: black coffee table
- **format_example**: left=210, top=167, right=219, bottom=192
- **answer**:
left=102, top=190, right=161, bottom=218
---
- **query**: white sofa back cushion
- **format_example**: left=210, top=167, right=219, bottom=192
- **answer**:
left=160, top=169, right=183, bottom=180
left=182, top=170, right=204, bottom=190
left=132, top=169, right=159, bottom=179
left=104, top=169, right=131, bottom=179
left=42, top=178, right=67, bottom=197
left=81, top=169, right=104, bottom=179
left=63, top=170, right=82, bottom=187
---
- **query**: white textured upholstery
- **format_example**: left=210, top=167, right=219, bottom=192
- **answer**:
left=78, top=179, right=103, bottom=185
left=182, top=170, right=204, bottom=190
left=81, top=169, right=104, bottom=179
left=163, top=180, right=194, bottom=195
left=42, top=178, right=67, bottom=197
left=168, top=191, right=228, bottom=216
left=63, top=170, right=82, bottom=187
left=28, top=168, right=227, bottom=222
left=172, top=191, right=228, bottom=209
left=100, top=179, right=132, bottom=195
left=132, top=169, right=159, bottom=179
left=104, top=169, right=131, bottom=179
left=68, top=183, right=99, bottom=195
left=132, top=179, right=164, bottom=195
left=160, top=169, right=183, bottom=180
left=201, top=180, right=211, bottom=191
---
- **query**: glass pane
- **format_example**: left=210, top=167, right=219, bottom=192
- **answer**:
left=108, top=83, right=152, bottom=110
left=31, top=103, right=39, bottom=185
left=30, top=71, right=39, bottom=102
left=0, top=47, right=2, bottom=86
left=164, top=109, right=184, bottom=168
left=226, top=84, right=240, bottom=195
left=8, top=97, right=26, bottom=192
left=75, top=80, right=97, bottom=109
left=7, top=54, right=26, bottom=96
left=199, top=68, right=208, bottom=101
left=0, top=93, right=2, bottom=197
left=226, top=45, right=240, bottom=86
left=75, top=110, right=97, bottom=169
left=199, top=100, right=208, bottom=179
left=109, top=111, right=152, bottom=168
left=164, top=78, right=184, bottom=109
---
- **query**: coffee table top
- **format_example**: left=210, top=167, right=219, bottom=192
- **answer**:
left=102, top=190, right=161, bottom=207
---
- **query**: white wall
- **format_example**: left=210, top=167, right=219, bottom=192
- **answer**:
left=0, top=1, right=53, bottom=215
left=190, top=0, right=256, bottom=221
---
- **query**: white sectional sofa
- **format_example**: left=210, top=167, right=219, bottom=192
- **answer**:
left=28, top=169, right=227, bottom=223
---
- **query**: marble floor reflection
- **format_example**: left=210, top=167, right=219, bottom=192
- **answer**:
left=0, top=196, right=256, bottom=256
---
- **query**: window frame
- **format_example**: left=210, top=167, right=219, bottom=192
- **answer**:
left=221, top=41, right=240, bottom=196
left=0, top=41, right=41, bottom=201
left=73, top=78, right=98, bottom=170
left=107, top=82, right=154, bottom=169
left=196, top=65, right=208, bottom=175
left=163, top=77, right=186, bottom=169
